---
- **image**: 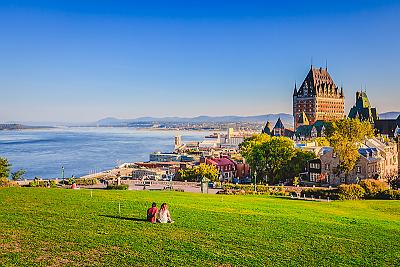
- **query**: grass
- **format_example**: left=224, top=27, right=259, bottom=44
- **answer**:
left=0, top=188, right=399, bottom=266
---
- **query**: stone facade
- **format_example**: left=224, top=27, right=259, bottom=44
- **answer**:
left=306, top=138, right=398, bottom=186
left=293, top=66, right=345, bottom=130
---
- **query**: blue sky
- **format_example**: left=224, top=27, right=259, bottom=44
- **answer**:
left=0, top=1, right=399, bottom=122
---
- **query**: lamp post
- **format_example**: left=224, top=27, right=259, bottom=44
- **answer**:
left=61, top=166, right=65, bottom=183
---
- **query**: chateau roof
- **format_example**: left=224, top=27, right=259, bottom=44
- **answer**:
left=295, top=67, right=342, bottom=98
left=348, top=91, right=378, bottom=123
left=262, top=121, right=272, bottom=135
left=297, top=112, right=309, bottom=124
left=274, top=117, right=284, bottom=129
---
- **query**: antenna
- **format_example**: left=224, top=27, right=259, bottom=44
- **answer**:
left=310, top=57, right=313, bottom=69
left=325, top=59, right=328, bottom=70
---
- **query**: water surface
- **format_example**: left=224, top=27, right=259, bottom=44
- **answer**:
left=0, top=127, right=208, bottom=179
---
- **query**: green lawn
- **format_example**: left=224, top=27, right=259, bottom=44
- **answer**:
left=1, top=188, right=399, bottom=266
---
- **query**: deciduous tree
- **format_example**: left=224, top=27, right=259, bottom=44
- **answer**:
left=325, top=119, right=374, bottom=183
left=178, top=164, right=219, bottom=182
left=11, top=169, right=26, bottom=181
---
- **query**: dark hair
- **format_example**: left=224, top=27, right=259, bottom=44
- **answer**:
left=152, top=202, right=157, bottom=207
left=160, top=203, right=167, bottom=210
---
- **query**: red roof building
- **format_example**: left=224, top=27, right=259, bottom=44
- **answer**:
left=204, top=157, right=237, bottom=182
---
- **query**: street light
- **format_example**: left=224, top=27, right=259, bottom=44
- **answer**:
left=61, top=166, right=65, bottom=183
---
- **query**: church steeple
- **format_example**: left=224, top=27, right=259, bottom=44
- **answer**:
left=293, top=82, right=298, bottom=96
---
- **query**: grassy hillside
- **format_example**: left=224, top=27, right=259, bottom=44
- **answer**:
left=1, top=188, right=399, bottom=266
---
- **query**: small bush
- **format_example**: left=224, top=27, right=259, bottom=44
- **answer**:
left=74, top=178, right=98, bottom=185
left=378, top=189, right=400, bottom=200
left=337, top=184, right=365, bottom=200
left=222, top=184, right=287, bottom=195
left=29, top=180, right=57, bottom=188
left=0, top=177, right=19, bottom=187
left=300, top=188, right=339, bottom=200
left=359, top=179, right=388, bottom=199
left=106, top=184, right=128, bottom=190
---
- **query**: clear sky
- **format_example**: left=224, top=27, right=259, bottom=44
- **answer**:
left=1, top=0, right=399, bottom=122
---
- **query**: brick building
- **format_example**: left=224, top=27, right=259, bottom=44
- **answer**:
left=293, top=66, right=345, bottom=130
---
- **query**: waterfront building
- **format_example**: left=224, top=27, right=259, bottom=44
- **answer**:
left=220, top=128, right=254, bottom=149
left=149, top=152, right=195, bottom=162
left=293, top=66, right=345, bottom=130
left=348, top=91, right=378, bottom=123
left=132, top=168, right=171, bottom=180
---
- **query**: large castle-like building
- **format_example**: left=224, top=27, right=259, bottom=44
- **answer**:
left=293, top=66, right=345, bottom=129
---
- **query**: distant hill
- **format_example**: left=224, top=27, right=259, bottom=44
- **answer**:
left=95, top=113, right=294, bottom=127
left=379, top=112, right=400, bottom=120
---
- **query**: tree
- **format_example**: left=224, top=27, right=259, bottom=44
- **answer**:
left=0, top=157, right=11, bottom=179
left=178, top=164, right=219, bottom=182
left=279, top=149, right=316, bottom=183
left=11, top=169, right=26, bottom=181
left=260, top=137, right=296, bottom=184
left=325, top=119, right=374, bottom=183
left=239, top=134, right=271, bottom=183
left=315, top=137, right=330, bottom=146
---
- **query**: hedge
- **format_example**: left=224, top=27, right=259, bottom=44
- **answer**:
left=106, top=184, right=128, bottom=190
left=29, top=180, right=57, bottom=188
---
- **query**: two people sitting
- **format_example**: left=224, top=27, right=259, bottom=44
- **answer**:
left=147, top=202, right=174, bottom=224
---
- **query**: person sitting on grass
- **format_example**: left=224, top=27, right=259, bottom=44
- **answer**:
left=157, top=203, right=174, bottom=224
left=147, top=202, right=158, bottom=223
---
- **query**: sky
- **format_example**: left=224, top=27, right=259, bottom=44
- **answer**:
left=0, top=0, right=399, bottom=123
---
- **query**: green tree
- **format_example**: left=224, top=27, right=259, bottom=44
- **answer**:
left=260, top=137, right=296, bottom=184
left=0, top=157, right=11, bottom=179
left=239, top=134, right=271, bottom=183
left=280, top=149, right=316, bottom=182
left=178, top=164, right=219, bottom=182
left=315, top=137, right=330, bottom=146
left=11, top=169, right=26, bottom=181
left=325, top=119, right=374, bottom=183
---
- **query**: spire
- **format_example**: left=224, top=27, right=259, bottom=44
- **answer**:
left=293, top=82, right=298, bottom=96
left=325, top=59, right=328, bottom=70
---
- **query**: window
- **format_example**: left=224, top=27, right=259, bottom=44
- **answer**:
left=356, top=166, right=361, bottom=173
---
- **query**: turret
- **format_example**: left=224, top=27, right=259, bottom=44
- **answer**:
left=293, top=83, right=298, bottom=97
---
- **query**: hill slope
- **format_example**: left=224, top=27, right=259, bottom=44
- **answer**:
left=1, top=188, right=399, bottom=266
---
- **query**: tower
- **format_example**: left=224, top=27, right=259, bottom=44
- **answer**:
left=293, top=66, right=345, bottom=130
left=174, top=135, right=182, bottom=150
left=348, top=91, right=378, bottom=124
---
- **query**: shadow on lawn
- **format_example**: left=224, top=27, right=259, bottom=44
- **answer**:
left=100, top=215, right=147, bottom=222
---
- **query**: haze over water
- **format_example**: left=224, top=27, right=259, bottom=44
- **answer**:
left=0, top=127, right=209, bottom=179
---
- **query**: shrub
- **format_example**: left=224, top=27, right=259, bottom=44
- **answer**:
left=0, top=177, right=19, bottom=187
left=337, top=184, right=365, bottom=200
left=29, top=180, right=57, bottom=188
left=378, top=189, right=400, bottom=200
left=359, top=179, right=388, bottom=199
left=222, top=184, right=286, bottom=194
left=74, top=178, right=98, bottom=185
left=300, top=188, right=339, bottom=200
left=389, top=177, right=400, bottom=190
left=106, top=184, right=128, bottom=190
